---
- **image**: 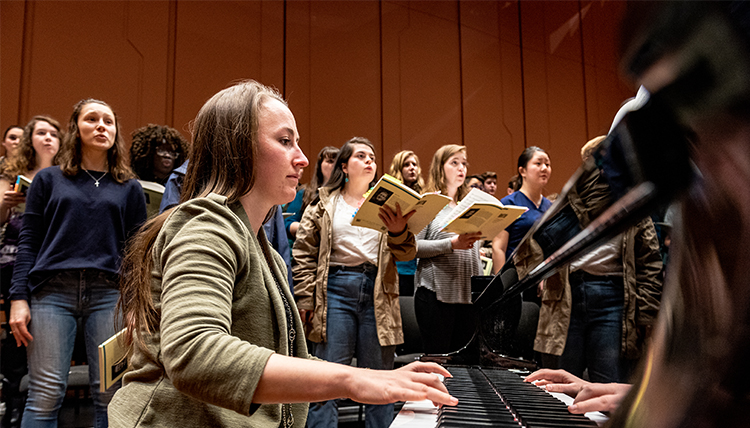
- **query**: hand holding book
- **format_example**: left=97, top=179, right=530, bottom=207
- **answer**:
left=451, top=231, right=482, bottom=250
left=378, top=203, right=416, bottom=235
left=351, top=174, right=451, bottom=234
left=3, top=186, right=26, bottom=209
left=7, top=174, right=32, bottom=212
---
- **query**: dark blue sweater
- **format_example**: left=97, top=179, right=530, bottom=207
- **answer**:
left=10, top=167, right=147, bottom=301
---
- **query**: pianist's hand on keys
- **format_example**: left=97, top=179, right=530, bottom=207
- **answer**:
left=349, top=361, right=458, bottom=407
left=524, top=369, right=631, bottom=414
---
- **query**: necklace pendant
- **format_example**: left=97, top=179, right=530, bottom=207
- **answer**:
left=94, top=181, right=99, bottom=187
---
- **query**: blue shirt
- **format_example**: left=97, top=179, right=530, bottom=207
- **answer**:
left=395, top=259, right=417, bottom=276
left=10, top=167, right=147, bottom=301
left=284, top=188, right=305, bottom=237
left=159, top=161, right=188, bottom=213
left=500, top=191, right=552, bottom=260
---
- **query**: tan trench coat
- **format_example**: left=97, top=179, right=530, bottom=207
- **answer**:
left=292, top=187, right=417, bottom=347
left=514, top=168, right=663, bottom=358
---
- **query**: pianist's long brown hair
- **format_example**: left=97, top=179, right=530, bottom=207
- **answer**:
left=117, top=80, right=285, bottom=355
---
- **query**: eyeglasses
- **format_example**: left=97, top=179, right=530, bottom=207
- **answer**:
left=156, top=149, right=178, bottom=159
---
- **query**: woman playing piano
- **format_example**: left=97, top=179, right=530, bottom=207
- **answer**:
left=109, top=80, right=456, bottom=427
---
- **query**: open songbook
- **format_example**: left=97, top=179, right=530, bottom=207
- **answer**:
left=440, top=188, right=528, bottom=239
left=351, top=174, right=451, bottom=234
left=351, top=176, right=527, bottom=239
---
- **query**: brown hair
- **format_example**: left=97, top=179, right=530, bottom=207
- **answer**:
left=507, top=174, right=520, bottom=192
left=388, top=150, right=424, bottom=193
left=424, top=144, right=469, bottom=203
left=300, top=146, right=339, bottom=212
left=325, top=137, right=377, bottom=192
left=1, top=116, right=63, bottom=180
left=118, top=80, right=286, bottom=354
left=581, top=135, right=607, bottom=161
left=57, top=99, right=136, bottom=183
left=480, top=171, right=497, bottom=184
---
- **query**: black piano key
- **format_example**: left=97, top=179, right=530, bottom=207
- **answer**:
left=437, top=413, right=517, bottom=423
left=438, top=422, right=520, bottom=427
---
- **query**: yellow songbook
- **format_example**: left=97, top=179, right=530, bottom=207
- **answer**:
left=98, top=328, right=129, bottom=392
left=351, top=174, right=451, bottom=235
left=441, top=188, right=528, bottom=239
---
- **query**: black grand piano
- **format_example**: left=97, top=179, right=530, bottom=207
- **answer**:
left=394, top=85, right=692, bottom=426
left=394, top=2, right=750, bottom=427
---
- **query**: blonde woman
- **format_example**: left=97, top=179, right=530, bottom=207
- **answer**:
left=388, top=150, right=424, bottom=296
left=388, top=150, right=424, bottom=194
left=414, top=144, right=482, bottom=354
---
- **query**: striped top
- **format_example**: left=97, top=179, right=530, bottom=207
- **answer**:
left=415, top=204, right=481, bottom=304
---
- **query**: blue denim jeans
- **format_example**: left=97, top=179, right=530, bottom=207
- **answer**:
left=559, top=271, right=625, bottom=383
left=307, top=265, right=396, bottom=428
left=22, top=270, right=119, bottom=428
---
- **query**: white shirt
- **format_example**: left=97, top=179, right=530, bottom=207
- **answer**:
left=329, top=194, right=380, bottom=266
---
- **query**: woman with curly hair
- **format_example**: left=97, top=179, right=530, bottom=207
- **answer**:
left=9, top=99, right=147, bottom=428
left=129, top=124, right=189, bottom=185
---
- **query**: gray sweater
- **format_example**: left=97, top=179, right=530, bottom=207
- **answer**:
left=415, top=204, right=482, bottom=304
left=108, top=194, right=309, bottom=427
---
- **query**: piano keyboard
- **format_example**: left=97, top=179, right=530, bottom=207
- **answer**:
left=436, top=366, right=600, bottom=428
left=391, top=365, right=606, bottom=427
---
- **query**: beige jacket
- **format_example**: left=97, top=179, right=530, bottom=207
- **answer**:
left=292, top=187, right=416, bottom=346
left=515, top=168, right=663, bottom=358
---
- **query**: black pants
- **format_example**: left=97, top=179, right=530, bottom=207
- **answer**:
left=414, top=287, right=476, bottom=354
left=398, top=274, right=414, bottom=296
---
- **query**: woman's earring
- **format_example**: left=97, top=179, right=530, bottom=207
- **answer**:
left=345, top=173, right=349, bottom=183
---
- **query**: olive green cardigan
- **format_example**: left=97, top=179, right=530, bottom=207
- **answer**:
left=109, top=194, right=309, bottom=427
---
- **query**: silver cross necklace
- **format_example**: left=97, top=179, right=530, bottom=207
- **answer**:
left=82, top=169, right=108, bottom=187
